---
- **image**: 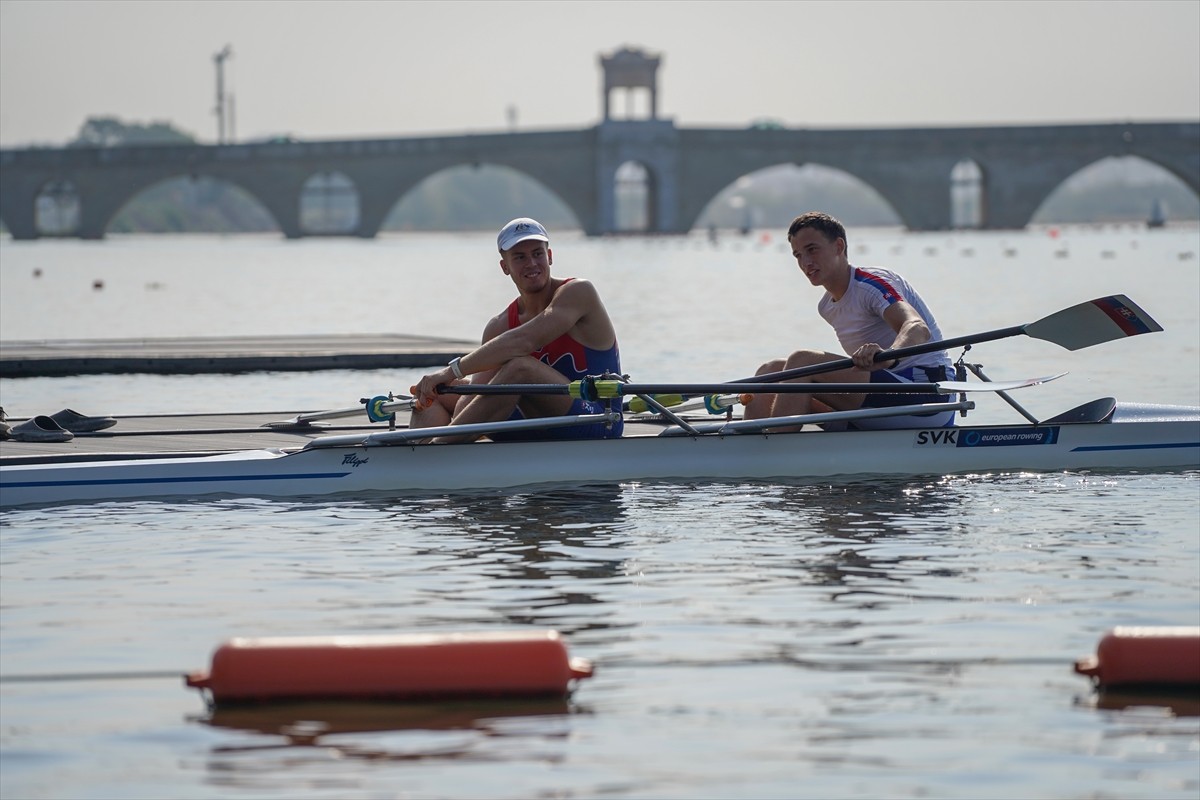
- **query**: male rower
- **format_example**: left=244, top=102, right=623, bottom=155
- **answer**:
left=408, top=217, right=623, bottom=442
left=743, top=211, right=955, bottom=430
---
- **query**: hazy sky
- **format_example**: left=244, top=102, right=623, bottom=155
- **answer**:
left=1, top=0, right=1197, bottom=147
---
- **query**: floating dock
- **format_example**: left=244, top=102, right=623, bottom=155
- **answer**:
left=0, top=334, right=475, bottom=377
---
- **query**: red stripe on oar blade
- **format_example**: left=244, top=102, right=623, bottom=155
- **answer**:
left=1092, top=296, right=1156, bottom=336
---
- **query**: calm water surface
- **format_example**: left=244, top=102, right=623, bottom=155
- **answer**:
left=1, top=228, right=1198, bottom=799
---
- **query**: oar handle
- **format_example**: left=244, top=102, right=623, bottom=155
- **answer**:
left=744, top=325, right=1027, bottom=384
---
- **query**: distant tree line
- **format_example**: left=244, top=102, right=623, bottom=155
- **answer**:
left=70, top=116, right=196, bottom=148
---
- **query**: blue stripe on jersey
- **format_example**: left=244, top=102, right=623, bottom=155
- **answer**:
left=853, top=268, right=904, bottom=305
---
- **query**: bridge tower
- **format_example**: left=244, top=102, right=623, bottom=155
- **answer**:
left=600, top=46, right=661, bottom=121
left=595, top=46, right=679, bottom=235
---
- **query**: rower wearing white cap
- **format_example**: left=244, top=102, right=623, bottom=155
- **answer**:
left=410, top=218, right=623, bottom=443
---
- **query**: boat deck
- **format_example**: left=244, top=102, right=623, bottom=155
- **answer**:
left=0, top=410, right=678, bottom=463
left=1, top=411, right=350, bottom=461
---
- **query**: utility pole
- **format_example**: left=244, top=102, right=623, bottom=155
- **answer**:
left=213, top=45, right=232, bottom=144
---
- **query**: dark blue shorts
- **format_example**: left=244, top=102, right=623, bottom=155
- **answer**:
left=488, top=398, right=624, bottom=442
left=861, top=366, right=944, bottom=408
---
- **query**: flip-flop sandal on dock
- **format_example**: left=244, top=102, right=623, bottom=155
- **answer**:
left=48, top=408, right=117, bottom=433
left=9, top=416, right=74, bottom=442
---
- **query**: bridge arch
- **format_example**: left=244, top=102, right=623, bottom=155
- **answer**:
left=692, top=163, right=902, bottom=233
left=1031, top=155, right=1200, bottom=225
left=950, top=159, right=985, bottom=229
left=102, top=175, right=277, bottom=234
left=613, top=160, right=656, bottom=232
left=299, top=171, right=360, bottom=235
left=66, top=167, right=287, bottom=239
left=380, top=162, right=580, bottom=234
left=678, top=157, right=914, bottom=234
left=35, top=179, right=81, bottom=236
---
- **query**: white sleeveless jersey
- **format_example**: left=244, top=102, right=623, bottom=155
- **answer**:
left=817, top=266, right=952, bottom=373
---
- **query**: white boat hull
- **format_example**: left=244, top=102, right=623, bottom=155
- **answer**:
left=2, top=402, right=1197, bottom=508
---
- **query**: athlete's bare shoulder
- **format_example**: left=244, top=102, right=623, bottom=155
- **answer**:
left=480, top=308, right=510, bottom=344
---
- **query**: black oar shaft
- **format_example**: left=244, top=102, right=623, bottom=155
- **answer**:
left=440, top=383, right=571, bottom=396
left=440, top=382, right=947, bottom=396
left=746, top=325, right=1026, bottom=384
left=626, top=382, right=944, bottom=395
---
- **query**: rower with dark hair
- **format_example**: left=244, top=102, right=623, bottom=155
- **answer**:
left=744, top=211, right=955, bottom=430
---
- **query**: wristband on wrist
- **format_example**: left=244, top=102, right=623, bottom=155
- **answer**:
left=449, top=356, right=465, bottom=379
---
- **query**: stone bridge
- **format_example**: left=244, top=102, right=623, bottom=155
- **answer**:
left=1, top=119, right=1196, bottom=240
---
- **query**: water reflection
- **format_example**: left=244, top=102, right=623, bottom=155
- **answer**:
left=769, top=477, right=970, bottom=596
left=199, top=696, right=574, bottom=739
left=1086, top=688, right=1200, bottom=717
left=622, top=475, right=975, bottom=597
left=365, top=476, right=981, bottom=620
left=194, top=697, right=580, bottom=782
left=327, top=484, right=639, bottom=634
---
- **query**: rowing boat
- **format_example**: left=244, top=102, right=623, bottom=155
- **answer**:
left=1, top=295, right=1197, bottom=508
left=1, top=396, right=1196, bottom=508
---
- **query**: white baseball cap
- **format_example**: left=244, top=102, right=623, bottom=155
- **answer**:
left=497, top=218, right=549, bottom=252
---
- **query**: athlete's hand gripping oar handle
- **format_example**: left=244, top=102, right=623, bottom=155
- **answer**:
left=746, top=326, right=1026, bottom=385
left=745, top=294, right=1162, bottom=385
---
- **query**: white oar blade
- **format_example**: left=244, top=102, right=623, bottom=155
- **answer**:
left=936, top=373, right=1066, bottom=393
left=1025, top=295, right=1163, bottom=351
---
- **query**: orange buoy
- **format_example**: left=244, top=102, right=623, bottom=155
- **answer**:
left=1074, top=626, right=1200, bottom=688
left=186, top=630, right=593, bottom=705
